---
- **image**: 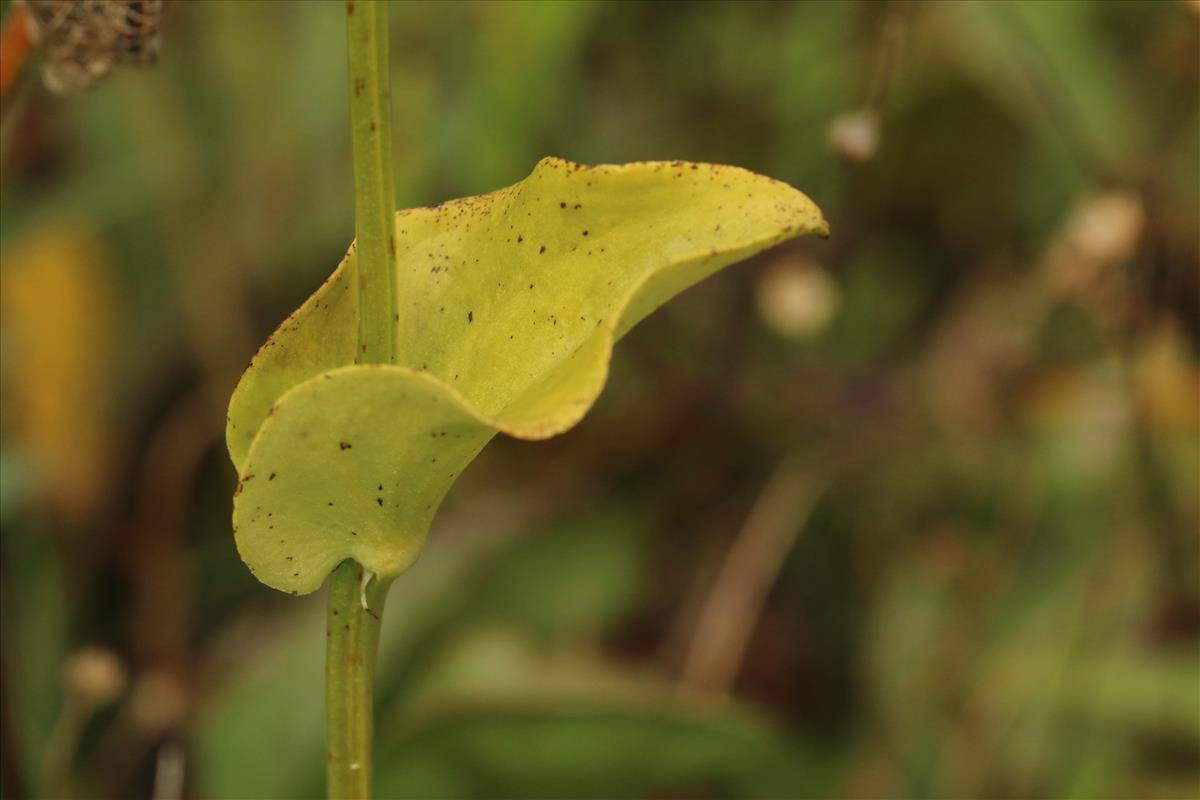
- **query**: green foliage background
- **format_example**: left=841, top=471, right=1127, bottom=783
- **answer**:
left=0, top=2, right=1196, bottom=799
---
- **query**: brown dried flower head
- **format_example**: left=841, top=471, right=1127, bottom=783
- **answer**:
left=19, top=0, right=162, bottom=94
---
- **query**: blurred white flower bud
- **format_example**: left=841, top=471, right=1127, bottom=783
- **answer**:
left=829, top=109, right=880, bottom=165
left=756, top=257, right=840, bottom=339
left=1045, top=191, right=1144, bottom=298
left=64, top=646, right=126, bottom=710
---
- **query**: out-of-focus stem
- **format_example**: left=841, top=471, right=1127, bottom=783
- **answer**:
left=681, top=458, right=823, bottom=693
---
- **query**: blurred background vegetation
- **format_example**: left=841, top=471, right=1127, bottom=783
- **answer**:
left=1, top=1, right=1197, bottom=798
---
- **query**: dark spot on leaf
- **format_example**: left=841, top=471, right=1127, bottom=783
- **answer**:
left=539, top=245, right=546, bottom=254
left=269, top=473, right=276, bottom=481
left=468, top=311, right=474, bottom=323
left=340, top=442, right=352, bottom=450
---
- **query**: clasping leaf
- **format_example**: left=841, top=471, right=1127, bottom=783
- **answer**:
left=227, top=158, right=827, bottom=594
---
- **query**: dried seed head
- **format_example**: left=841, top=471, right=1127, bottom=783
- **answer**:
left=107, top=0, right=162, bottom=67
left=19, top=0, right=162, bottom=94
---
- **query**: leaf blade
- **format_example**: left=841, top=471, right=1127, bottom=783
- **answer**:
left=229, top=158, right=827, bottom=593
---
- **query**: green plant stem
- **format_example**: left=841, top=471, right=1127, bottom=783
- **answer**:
left=347, top=0, right=397, bottom=366
left=326, top=561, right=391, bottom=799
left=328, top=2, right=398, bottom=798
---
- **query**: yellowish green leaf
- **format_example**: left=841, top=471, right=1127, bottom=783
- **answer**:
left=227, top=157, right=826, bottom=594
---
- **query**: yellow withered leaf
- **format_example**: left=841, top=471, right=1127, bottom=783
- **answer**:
left=2, top=229, right=115, bottom=527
